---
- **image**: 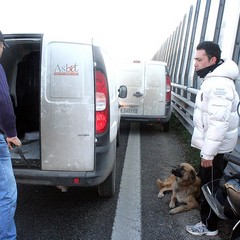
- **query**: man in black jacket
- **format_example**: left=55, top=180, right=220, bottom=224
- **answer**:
left=0, top=30, right=21, bottom=240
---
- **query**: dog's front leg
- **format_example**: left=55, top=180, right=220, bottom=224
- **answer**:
left=169, top=193, right=176, bottom=209
left=169, top=199, right=199, bottom=214
left=169, top=205, right=185, bottom=214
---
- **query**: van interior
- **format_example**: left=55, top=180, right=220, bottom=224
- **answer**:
left=2, top=34, right=42, bottom=168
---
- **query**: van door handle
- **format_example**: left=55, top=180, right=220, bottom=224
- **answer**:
left=133, top=92, right=143, bottom=98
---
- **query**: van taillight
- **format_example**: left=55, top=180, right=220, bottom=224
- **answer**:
left=96, top=70, right=109, bottom=134
left=166, top=75, right=171, bottom=102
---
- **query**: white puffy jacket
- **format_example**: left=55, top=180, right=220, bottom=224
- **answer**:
left=191, top=59, right=240, bottom=160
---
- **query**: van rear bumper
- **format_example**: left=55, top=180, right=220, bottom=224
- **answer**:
left=13, top=140, right=116, bottom=187
left=121, top=106, right=171, bottom=123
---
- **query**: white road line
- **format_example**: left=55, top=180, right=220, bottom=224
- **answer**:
left=111, top=122, right=141, bottom=240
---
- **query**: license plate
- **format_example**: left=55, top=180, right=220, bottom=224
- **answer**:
left=120, top=107, right=138, bottom=113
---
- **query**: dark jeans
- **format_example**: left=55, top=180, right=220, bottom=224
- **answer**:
left=198, top=153, right=227, bottom=231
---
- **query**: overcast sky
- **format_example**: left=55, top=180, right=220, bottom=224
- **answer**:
left=1, top=0, right=194, bottom=62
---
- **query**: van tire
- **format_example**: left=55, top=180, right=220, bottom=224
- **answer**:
left=98, top=161, right=116, bottom=197
left=162, top=122, right=170, bottom=132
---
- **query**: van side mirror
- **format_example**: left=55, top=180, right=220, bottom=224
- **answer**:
left=118, top=85, right=127, bottom=98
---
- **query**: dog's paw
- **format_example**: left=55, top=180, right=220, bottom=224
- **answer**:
left=169, top=208, right=177, bottom=215
left=157, top=192, right=164, bottom=198
left=169, top=201, right=175, bottom=209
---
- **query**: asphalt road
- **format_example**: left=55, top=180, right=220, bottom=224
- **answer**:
left=14, top=121, right=232, bottom=240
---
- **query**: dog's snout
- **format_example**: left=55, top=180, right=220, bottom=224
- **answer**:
left=171, top=167, right=183, bottom=178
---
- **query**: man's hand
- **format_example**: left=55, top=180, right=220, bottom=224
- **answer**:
left=201, top=158, right=213, bottom=168
left=6, top=136, right=22, bottom=149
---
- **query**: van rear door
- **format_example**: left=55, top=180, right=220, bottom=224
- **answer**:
left=41, top=39, right=95, bottom=171
left=118, top=62, right=144, bottom=115
left=144, top=62, right=166, bottom=116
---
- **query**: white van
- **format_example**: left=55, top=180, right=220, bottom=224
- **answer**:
left=2, top=32, right=127, bottom=197
left=117, top=60, right=171, bottom=131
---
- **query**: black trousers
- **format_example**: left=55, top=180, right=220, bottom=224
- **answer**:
left=198, top=153, right=227, bottom=231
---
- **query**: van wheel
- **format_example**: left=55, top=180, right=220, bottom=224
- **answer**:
left=98, top=161, right=116, bottom=197
left=162, top=122, right=170, bottom=132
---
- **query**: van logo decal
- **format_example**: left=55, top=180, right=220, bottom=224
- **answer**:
left=54, top=63, right=79, bottom=76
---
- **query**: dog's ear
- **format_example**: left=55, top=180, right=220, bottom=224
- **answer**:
left=190, top=170, right=197, bottom=181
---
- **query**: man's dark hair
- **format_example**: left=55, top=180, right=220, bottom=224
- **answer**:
left=196, top=41, right=221, bottom=63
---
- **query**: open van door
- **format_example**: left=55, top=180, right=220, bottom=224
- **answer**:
left=41, top=38, right=95, bottom=171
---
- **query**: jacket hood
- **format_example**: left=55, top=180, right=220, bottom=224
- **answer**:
left=206, top=59, right=239, bottom=81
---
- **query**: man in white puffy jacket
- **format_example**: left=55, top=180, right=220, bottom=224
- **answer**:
left=186, top=41, right=239, bottom=236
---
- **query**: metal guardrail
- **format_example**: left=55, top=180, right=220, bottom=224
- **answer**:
left=171, top=83, right=199, bottom=134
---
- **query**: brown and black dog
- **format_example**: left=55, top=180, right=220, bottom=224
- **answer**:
left=156, top=162, right=201, bottom=214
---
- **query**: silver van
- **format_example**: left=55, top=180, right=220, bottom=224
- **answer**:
left=117, top=60, right=171, bottom=131
left=2, top=32, right=127, bottom=197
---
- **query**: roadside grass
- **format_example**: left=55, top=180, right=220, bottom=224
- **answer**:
left=170, top=115, right=200, bottom=169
